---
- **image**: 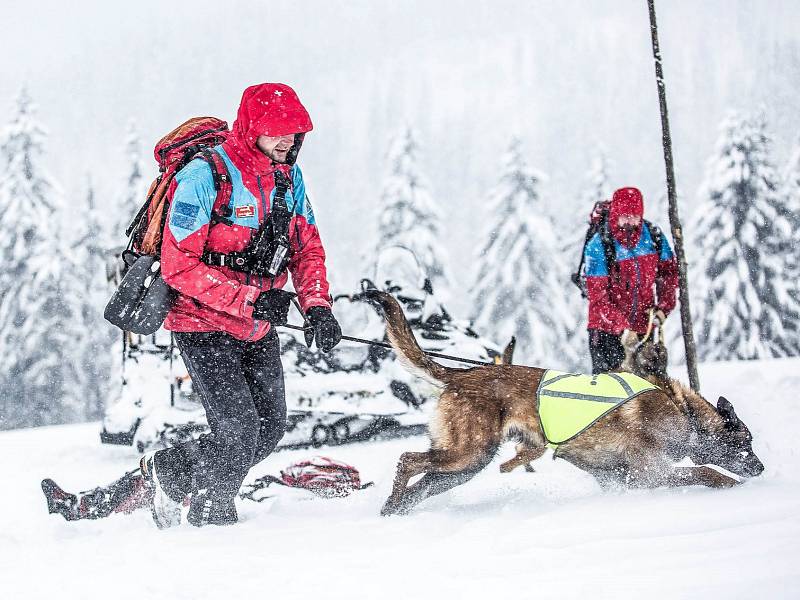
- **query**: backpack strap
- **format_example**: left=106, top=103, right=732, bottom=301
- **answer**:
left=599, top=220, right=618, bottom=280
left=126, top=171, right=176, bottom=255
left=269, top=169, right=293, bottom=243
left=153, top=172, right=181, bottom=256
left=126, top=175, right=161, bottom=240
left=572, top=201, right=613, bottom=297
left=149, top=149, right=231, bottom=256
left=197, top=149, right=234, bottom=227
left=645, top=220, right=664, bottom=261
left=572, top=221, right=599, bottom=295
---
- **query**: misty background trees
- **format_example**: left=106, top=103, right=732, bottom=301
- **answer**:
left=470, top=139, right=579, bottom=368
left=0, top=90, right=96, bottom=427
left=373, top=127, right=452, bottom=300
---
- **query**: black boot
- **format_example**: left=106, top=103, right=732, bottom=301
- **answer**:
left=187, top=490, right=238, bottom=527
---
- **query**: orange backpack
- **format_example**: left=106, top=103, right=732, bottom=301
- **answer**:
left=127, top=117, right=230, bottom=255
left=105, top=117, right=231, bottom=335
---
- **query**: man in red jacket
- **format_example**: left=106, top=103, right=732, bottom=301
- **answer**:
left=140, top=83, right=342, bottom=527
left=584, top=187, right=678, bottom=374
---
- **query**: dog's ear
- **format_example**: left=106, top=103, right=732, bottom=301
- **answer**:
left=501, top=336, right=516, bottom=365
left=717, top=396, right=740, bottom=428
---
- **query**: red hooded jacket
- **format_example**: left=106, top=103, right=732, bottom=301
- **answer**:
left=160, top=84, right=332, bottom=341
left=584, top=187, right=679, bottom=334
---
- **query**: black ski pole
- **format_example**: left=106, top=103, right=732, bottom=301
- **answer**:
left=647, top=0, right=701, bottom=392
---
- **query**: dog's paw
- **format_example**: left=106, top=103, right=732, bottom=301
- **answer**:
left=381, top=496, right=414, bottom=516
left=380, top=499, right=398, bottom=516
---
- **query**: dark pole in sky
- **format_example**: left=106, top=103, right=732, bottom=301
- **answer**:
left=646, top=0, right=701, bottom=391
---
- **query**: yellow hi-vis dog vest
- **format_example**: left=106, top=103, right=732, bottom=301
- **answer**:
left=536, top=370, right=658, bottom=446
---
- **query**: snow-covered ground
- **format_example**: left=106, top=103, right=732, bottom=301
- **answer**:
left=2, top=358, right=799, bottom=599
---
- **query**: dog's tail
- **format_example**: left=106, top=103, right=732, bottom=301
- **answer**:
left=366, top=290, right=454, bottom=387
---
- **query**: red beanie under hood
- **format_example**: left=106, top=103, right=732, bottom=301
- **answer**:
left=224, top=83, right=313, bottom=174
left=609, top=187, right=644, bottom=247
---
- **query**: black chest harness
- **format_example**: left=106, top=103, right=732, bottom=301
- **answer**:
left=200, top=155, right=294, bottom=279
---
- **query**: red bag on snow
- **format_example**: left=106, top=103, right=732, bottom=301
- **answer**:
left=280, top=457, right=366, bottom=498
left=240, top=457, right=372, bottom=501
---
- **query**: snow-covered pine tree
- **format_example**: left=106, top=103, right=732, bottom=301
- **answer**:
left=560, top=151, right=614, bottom=368
left=70, top=177, right=116, bottom=419
left=21, top=236, right=90, bottom=426
left=112, top=119, right=145, bottom=246
left=471, top=138, right=577, bottom=368
left=692, top=112, right=800, bottom=360
left=0, top=89, right=85, bottom=428
left=0, top=91, right=53, bottom=292
left=373, top=126, right=451, bottom=298
left=781, top=135, right=800, bottom=282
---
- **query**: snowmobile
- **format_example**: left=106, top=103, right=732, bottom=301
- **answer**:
left=100, top=246, right=508, bottom=452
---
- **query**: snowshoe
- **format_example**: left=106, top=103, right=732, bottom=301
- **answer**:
left=41, top=469, right=151, bottom=522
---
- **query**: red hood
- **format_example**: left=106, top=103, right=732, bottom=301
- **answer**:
left=609, top=187, right=644, bottom=247
left=223, top=83, right=313, bottom=174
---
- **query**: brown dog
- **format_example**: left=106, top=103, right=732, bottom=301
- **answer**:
left=368, top=291, right=764, bottom=516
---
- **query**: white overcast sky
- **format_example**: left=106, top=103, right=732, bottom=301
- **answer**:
left=2, top=0, right=799, bottom=307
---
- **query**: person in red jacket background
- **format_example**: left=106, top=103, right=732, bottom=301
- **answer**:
left=140, top=83, right=342, bottom=528
left=584, top=187, right=679, bottom=373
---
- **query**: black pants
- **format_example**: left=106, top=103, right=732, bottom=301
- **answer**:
left=588, top=329, right=625, bottom=374
left=156, top=330, right=287, bottom=504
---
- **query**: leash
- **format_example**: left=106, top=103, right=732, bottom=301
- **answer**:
left=280, top=323, right=491, bottom=367
left=283, top=296, right=491, bottom=367
left=639, top=309, right=665, bottom=346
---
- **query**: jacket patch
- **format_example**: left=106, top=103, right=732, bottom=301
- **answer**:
left=236, top=205, right=256, bottom=218
left=171, top=201, right=200, bottom=230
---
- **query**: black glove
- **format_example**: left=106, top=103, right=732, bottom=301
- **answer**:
left=305, top=306, right=342, bottom=353
left=252, top=290, right=294, bottom=326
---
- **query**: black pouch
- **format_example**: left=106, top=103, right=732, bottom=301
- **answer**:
left=104, top=251, right=177, bottom=335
